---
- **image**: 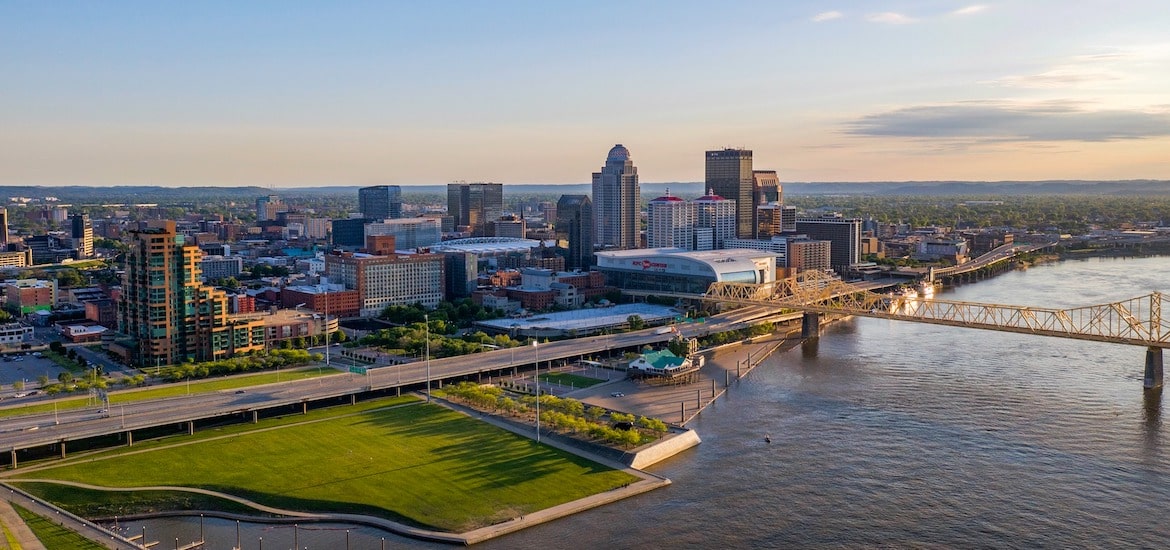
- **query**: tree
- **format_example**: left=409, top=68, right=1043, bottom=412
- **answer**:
left=667, top=337, right=690, bottom=357
left=49, top=341, right=65, bottom=354
left=627, top=315, right=645, bottom=331
left=58, top=372, right=74, bottom=384
left=14, top=380, right=25, bottom=391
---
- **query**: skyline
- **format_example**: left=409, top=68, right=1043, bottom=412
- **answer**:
left=3, top=1, right=1170, bottom=187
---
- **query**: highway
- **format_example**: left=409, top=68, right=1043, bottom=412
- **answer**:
left=0, top=308, right=788, bottom=459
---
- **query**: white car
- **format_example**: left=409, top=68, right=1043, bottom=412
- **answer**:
left=610, top=392, right=625, bottom=397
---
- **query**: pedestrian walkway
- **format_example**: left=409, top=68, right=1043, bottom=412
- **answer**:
left=0, top=497, right=47, bottom=550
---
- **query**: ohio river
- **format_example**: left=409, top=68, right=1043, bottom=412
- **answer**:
left=131, top=255, right=1170, bottom=548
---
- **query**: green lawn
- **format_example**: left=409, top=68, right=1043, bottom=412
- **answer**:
left=11, top=502, right=106, bottom=550
left=539, top=372, right=605, bottom=389
left=13, top=401, right=636, bottom=532
left=0, top=368, right=339, bottom=419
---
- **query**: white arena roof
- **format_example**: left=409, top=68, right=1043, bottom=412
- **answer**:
left=429, top=237, right=552, bottom=255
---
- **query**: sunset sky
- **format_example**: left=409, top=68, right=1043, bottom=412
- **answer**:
left=3, top=1, right=1169, bottom=187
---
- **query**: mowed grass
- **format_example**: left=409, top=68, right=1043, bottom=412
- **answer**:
left=13, top=402, right=637, bottom=532
left=0, top=368, right=339, bottom=419
left=11, top=503, right=106, bottom=550
left=539, top=372, right=604, bottom=388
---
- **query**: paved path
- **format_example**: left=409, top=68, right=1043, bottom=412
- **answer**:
left=0, top=496, right=47, bottom=550
left=0, top=484, right=121, bottom=549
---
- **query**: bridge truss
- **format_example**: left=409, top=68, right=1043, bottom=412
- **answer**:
left=705, top=270, right=1170, bottom=349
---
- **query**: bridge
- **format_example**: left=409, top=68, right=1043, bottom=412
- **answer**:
left=697, top=269, right=1168, bottom=389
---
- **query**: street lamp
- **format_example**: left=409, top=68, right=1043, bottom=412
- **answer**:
left=425, top=313, right=431, bottom=403
left=533, top=339, right=539, bottom=444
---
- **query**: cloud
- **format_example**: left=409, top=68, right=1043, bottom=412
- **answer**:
left=987, top=45, right=1169, bottom=89
left=866, top=12, right=917, bottom=24
left=845, top=101, right=1170, bottom=142
left=952, top=5, right=987, bottom=16
left=811, top=11, right=844, bottom=22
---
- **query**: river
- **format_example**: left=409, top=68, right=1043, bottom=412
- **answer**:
left=123, top=255, right=1170, bottom=548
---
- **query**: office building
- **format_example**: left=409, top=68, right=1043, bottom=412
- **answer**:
left=592, top=144, right=640, bottom=249
left=693, top=190, right=737, bottom=250
left=493, top=216, right=527, bottom=239
left=447, top=182, right=504, bottom=237
left=0, top=207, right=8, bottom=244
left=331, top=217, right=373, bottom=248
left=115, top=221, right=265, bottom=367
left=358, top=185, right=403, bottom=220
left=256, top=195, right=284, bottom=222
left=364, top=218, right=441, bottom=250
left=753, top=170, right=781, bottom=205
left=646, top=192, right=693, bottom=249
left=795, top=215, right=863, bottom=273
left=705, top=148, right=754, bottom=239
left=71, top=213, right=94, bottom=258
left=200, top=255, right=244, bottom=281
left=325, top=250, right=445, bottom=317
left=787, top=238, right=832, bottom=273
left=757, top=204, right=797, bottom=238
left=3, top=279, right=56, bottom=314
left=556, top=195, right=593, bottom=270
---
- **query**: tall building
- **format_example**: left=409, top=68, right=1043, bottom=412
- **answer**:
left=331, top=217, right=373, bottom=248
left=556, top=195, right=594, bottom=270
left=358, top=185, right=403, bottom=220
left=363, top=218, right=442, bottom=250
left=756, top=204, right=796, bottom=239
left=116, top=221, right=264, bottom=367
left=705, top=148, right=754, bottom=239
left=0, top=207, right=8, bottom=245
left=693, top=190, right=737, bottom=250
left=646, top=192, right=693, bottom=249
left=71, top=213, right=94, bottom=258
left=795, top=215, right=863, bottom=273
left=493, top=216, right=527, bottom=239
left=324, top=250, right=445, bottom=317
left=752, top=170, right=781, bottom=204
left=592, top=144, right=640, bottom=250
left=447, top=182, right=504, bottom=237
left=256, top=195, right=284, bottom=222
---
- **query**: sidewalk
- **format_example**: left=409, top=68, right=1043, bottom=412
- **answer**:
left=0, top=497, right=46, bottom=550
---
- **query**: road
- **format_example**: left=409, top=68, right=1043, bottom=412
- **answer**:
left=0, top=308, right=789, bottom=456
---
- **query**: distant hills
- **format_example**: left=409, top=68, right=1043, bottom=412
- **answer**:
left=1, top=180, right=1168, bottom=203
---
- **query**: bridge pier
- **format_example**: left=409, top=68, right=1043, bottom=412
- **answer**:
left=1145, top=347, right=1164, bottom=390
left=801, top=312, right=821, bottom=339
left=10, top=449, right=16, bottom=469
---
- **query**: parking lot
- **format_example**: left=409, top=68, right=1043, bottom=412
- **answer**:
left=0, top=352, right=70, bottom=397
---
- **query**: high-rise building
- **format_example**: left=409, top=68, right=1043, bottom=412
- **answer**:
left=0, top=207, right=8, bottom=245
left=757, top=204, right=798, bottom=239
left=753, top=170, right=781, bottom=203
left=71, top=213, right=94, bottom=258
left=331, top=217, right=374, bottom=248
left=324, top=250, right=445, bottom=317
left=556, top=195, right=594, bottom=270
left=358, top=185, right=403, bottom=220
left=592, top=144, right=640, bottom=249
left=795, top=215, right=862, bottom=273
left=493, top=216, right=527, bottom=239
left=447, top=182, right=504, bottom=237
left=693, top=190, right=737, bottom=250
left=705, top=148, right=754, bottom=239
left=256, top=195, right=284, bottom=222
left=363, top=218, right=442, bottom=250
left=646, top=192, right=693, bottom=249
left=116, top=221, right=264, bottom=367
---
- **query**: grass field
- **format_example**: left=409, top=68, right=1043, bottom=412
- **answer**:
left=539, top=372, right=605, bottom=389
left=0, top=368, right=338, bottom=419
left=12, top=399, right=636, bottom=532
left=11, top=503, right=106, bottom=550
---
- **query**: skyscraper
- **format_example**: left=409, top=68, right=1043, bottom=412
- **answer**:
left=795, top=215, right=863, bottom=274
left=358, top=185, right=403, bottom=220
left=117, top=221, right=264, bottom=367
left=693, top=190, right=737, bottom=250
left=0, top=207, right=8, bottom=245
left=646, top=192, right=693, bottom=249
left=592, top=144, right=640, bottom=250
left=447, top=182, right=504, bottom=237
left=70, top=213, right=93, bottom=258
left=705, top=148, right=754, bottom=239
left=556, top=195, right=594, bottom=270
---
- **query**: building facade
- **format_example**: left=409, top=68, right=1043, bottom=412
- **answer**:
left=556, top=194, right=593, bottom=270
left=705, top=148, right=754, bottom=239
left=363, top=218, right=441, bottom=250
left=200, top=255, right=243, bottom=281
left=71, top=213, right=94, bottom=258
left=324, top=251, right=445, bottom=317
left=693, top=191, right=737, bottom=250
left=358, top=185, right=403, bottom=220
left=592, top=144, right=640, bottom=250
left=646, top=193, right=693, bottom=249
left=447, top=182, right=504, bottom=237
left=595, top=248, right=775, bottom=294
left=115, top=221, right=264, bottom=367
left=795, top=215, right=862, bottom=274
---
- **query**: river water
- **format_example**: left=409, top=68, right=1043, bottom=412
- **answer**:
left=124, top=256, right=1170, bottom=548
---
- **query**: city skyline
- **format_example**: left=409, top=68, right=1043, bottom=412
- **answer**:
left=3, top=1, right=1169, bottom=187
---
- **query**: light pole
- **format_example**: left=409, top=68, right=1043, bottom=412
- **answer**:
left=324, top=290, right=331, bottom=369
left=533, top=339, right=539, bottom=443
left=425, top=313, right=431, bottom=403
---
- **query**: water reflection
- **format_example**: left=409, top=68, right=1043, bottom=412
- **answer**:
left=1143, top=387, right=1162, bottom=457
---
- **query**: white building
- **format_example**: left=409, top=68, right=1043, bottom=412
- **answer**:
left=646, top=192, right=693, bottom=249
left=200, top=256, right=243, bottom=281
left=693, top=191, right=737, bottom=250
left=0, top=323, right=33, bottom=346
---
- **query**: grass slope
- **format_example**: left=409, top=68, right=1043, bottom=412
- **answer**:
left=15, top=401, right=635, bottom=532
left=10, top=503, right=105, bottom=550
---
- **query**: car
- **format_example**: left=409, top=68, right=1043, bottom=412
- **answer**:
left=610, top=391, right=625, bottom=397
left=235, top=390, right=247, bottom=394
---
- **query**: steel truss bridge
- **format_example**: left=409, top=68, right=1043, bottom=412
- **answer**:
left=697, top=270, right=1169, bottom=389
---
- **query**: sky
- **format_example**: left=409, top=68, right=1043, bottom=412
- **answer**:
left=2, top=1, right=1169, bottom=187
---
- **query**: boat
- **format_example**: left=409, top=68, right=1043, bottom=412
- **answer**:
left=919, top=280, right=937, bottom=298
left=764, top=435, right=771, bottom=443
left=900, top=287, right=919, bottom=301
